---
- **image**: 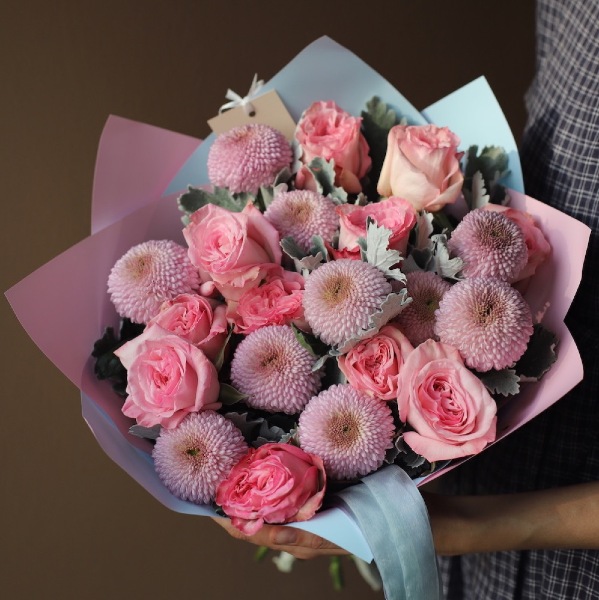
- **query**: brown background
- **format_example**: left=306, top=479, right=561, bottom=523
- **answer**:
left=1, top=1, right=535, bottom=598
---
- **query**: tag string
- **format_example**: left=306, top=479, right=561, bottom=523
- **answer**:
left=219, top=74, right=265, bottom=116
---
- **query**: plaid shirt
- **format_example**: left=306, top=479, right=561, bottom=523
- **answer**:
left=440, top=0, right=599, bottom=597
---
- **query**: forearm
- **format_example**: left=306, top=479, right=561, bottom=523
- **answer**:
left=424, top=481, right=599, bottom=556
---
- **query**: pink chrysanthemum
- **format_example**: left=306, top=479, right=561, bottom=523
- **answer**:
left=230, top=325, right=322, bottom=414
left=434, top=277, right=533, bottom=372
left=152, top=411, right=248, bottom=505
left=303, top=259, right=392, bottom=347
left=448, top=209, right=528, bottom=282
left=107, top=240, right=200, bottom=324
left=396, top=271, right=452, bottom=346
left=264, top=190, right=339, bottom=252
left=207, top=124, right=292, bottom=194
left=298, top=384, right=395, bottom=480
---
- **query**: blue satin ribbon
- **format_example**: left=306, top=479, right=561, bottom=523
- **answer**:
left=337, top=466, right=442, bottom=600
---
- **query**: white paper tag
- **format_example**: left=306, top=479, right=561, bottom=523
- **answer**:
left=208, top=89, right=297, bottom=141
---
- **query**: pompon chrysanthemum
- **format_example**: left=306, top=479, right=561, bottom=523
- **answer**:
left=396, top=271, right=452, bottom=346
left=264, top=190, right=339, bottom=252
left=107, top=240, right=200, bottom=324
left=207, top=124, right=292, bottom=194
left=448, top=209, right=528, bottom=282
left=434, top=277, right=533, bottom=372
left=303, top=259, right=392, bottom=347
left=298, top=384, right=395, bottom=480
left=230, top=325, right=322, bottom=414
left=152, top=411, right=248, bottom=505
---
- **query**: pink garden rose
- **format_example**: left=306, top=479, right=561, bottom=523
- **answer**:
left=336, top=196, right=417, bottom=257
left=115, top=325, right=220, bottom=429
left=147, top=293, right=228, bottom=363
left=377, top=125, right=464, bottom=212
left=183, top=202, right=282, bottom=301
left=396, top=339, right=497, bottom=461
left=482, top=204, right=551, bottom=281
left=216, top=443, right=326, bottom=535
left=338, top=324, right=414, bottom=401
left=295, top=100, right=371, bottom=194
left=227, top=267, right=306, bottom=334
left=325, top=242, right=362, bottom=261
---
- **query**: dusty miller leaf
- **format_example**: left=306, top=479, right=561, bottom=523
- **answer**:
left=470, top=171, right=490, bottom=209
left=401, top=248, right=433, bottom=274
left=310, top=235, right=329, bottom=262
left=357, top=220, right=406, bottom=282
left=311, top=354, right=330, bottom=373
left=477, top=368, right=520, bottom=397
left=514, top=323, right=558, bottom=381
left=304, top=157, right=348, bottom=203
left=430, top=234, right=463, bottom=279
left=128, top=424, right=162, bottom=440
left=280, top=236, right=324, bottom=273
left=335, top=289, right=412, bottom=354
left=414, top=211, right=434, bottom=250
left=363, top=96, right=400, bottom=130
left=177, top=185, right=248, bottom=220
left=463, top=145, right=510, bottom=205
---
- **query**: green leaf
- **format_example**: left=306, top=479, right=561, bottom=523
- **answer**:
left=254, top=546, right=269, bottom=562
left=477, top=368, right=520, bottom=396
left=514, top=323, right=558, bottom=381
left=219, top=383, right=248, bottom=405
left=357, top=220, right=406, bottom=282
left=213, top=325, right=234, bottom=372
left=291, top=324, right=318, bottom=357
left=329, top=556, right=344, bottom=592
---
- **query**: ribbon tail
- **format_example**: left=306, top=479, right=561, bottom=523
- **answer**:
left=336, top=465, right=442, bottom=600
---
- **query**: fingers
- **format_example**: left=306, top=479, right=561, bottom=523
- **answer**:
left=212, top=517, right=349, bottom=560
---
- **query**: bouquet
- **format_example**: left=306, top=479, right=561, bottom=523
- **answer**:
left=6, top=37, right=590, bottom=598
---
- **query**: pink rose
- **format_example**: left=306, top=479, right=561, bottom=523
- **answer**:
left=377, top=125, right=464, bottom=212
left=324, top=241, right=362, bottom=261
left=482, top=204, right=551, bottom=281
left=183, top=202, right=282, bottom=301
left=147, top=293, right=228, bottom=363
left=227, top=267, right=306, bottom=334
left=295, top=100, right=371, bottom=194
left=216, top=443, right=326, bottom=535
left=396, top=339, right=496, bottom=461
left=115, top=325, right=220, bottom=429
left=336, top=196, right=417, bottom=257
left=338, top=324, right=414, bottom=401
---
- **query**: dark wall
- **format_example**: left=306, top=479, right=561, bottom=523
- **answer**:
left=1, top=1, right=535, bottom=598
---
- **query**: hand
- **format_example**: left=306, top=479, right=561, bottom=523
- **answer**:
left=212, top=517, right=350, bottom=560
